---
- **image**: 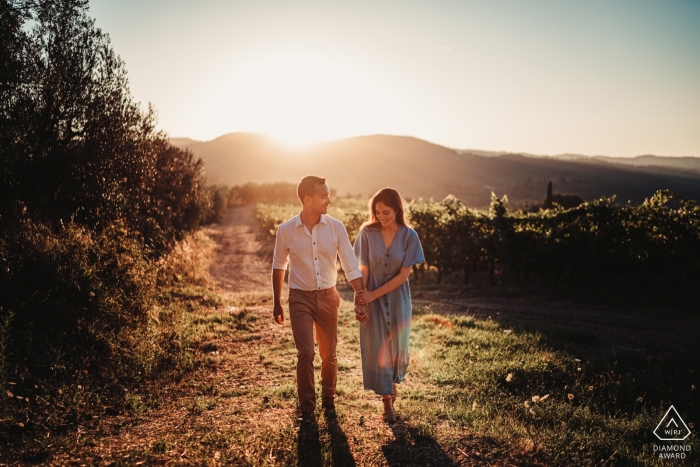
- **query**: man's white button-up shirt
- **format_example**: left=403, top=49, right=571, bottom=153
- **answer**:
left=272, top=213, right=362, bottom=291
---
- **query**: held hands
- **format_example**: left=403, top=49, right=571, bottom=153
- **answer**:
left=273, top=303, right=284, bottom=325
left=353, top=291, right=369, bottom=323
left=354, top=303, right=369, bottom=323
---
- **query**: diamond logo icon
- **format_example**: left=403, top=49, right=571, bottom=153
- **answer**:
left=653, top=406, right=691, bottom=441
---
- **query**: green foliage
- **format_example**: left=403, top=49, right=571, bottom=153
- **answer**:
left=0, top=216, right=157, bottom=381
left=0, top=0, right=213, bottom=430
left=0, top=309, right=13, bottom=400
left=406, top=190, right=700, bottom=303
left=550, top=192, right=585, bottom=209
left=412, top=312, right=700, bottom=466
left=0, top=0, right=208, bottom=255
left=256, top=197, right=367, bottom=244
left=199, top=185, right=229, bottom=225
left=228, top=181, right=299, bottom=205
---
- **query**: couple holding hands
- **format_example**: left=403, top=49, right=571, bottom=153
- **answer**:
left=271, top=175, right=424, bottom=423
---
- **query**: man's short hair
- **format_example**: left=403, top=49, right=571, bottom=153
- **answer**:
left=297, top=175, right=327, bottom=203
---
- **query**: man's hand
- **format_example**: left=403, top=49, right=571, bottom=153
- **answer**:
left=353, top=293, right=368, bottom=322
left=271, top=269, right=285, bottom=325
left=273, top=302, right=285, bottom=325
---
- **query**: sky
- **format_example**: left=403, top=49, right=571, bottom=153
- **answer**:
left=88, top=0, right=700, bottom=156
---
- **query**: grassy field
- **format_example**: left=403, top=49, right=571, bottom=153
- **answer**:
left=63, top=283, right=697, bottom=466
left=39, top=283, right=697, bottom=465
left=4, top=206, right=697, bottom=466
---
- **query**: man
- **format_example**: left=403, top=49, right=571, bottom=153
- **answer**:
left=271, top=175, right=365, bottom=416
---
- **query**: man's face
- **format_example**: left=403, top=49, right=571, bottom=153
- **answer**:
left=306, top=184, right=331, bottom=215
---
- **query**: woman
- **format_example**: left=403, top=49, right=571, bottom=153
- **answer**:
left=353, top=187, right=424, bottom=423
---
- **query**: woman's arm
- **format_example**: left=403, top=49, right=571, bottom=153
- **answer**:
left=357, top=266, right=412, bottom=304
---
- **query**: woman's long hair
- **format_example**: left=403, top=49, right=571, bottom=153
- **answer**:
left=360, top=187, right=410, bottom=231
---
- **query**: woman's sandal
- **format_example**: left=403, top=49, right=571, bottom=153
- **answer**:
left=382, top=395, right=396, bottom=423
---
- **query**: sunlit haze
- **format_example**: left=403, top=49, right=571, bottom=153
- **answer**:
left=89, top=0, right=700, bottom=156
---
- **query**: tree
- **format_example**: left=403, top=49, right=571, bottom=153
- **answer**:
left=0, top=0, right=210, bottom=388
left=0, top=0, right=205, bottom=252
left=544, top=181, right=553, bottom=209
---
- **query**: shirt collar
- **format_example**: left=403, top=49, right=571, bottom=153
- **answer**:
left=293, top=212, right=327, bottom=228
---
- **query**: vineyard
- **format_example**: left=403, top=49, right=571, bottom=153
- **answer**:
left=256, top=190, right=700, bottom=306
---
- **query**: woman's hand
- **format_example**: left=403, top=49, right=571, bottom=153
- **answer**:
left=356, top=289, right=377, bottom=305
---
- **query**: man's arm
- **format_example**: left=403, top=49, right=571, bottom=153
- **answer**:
left=349, top=277, right=364, bottom=293
left=272, top=268, right=285, bottom=324
left=271, top=225, right=288, bottom=325
left=337, top=224, right=363, bottom=284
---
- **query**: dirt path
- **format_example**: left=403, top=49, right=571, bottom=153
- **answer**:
left=51, top=206, right=474, bottom=466
left=205, top=205, right=273, bottom=294
left=47, top=205, right=692, bottom=465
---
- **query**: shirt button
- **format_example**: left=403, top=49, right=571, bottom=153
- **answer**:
left=386, top=321, right=390, bottom=325
left=384, top=273, right=387, bottom=276
left=386, top=312, right=389, bottom=315
left=386, top=331, right=390, bottom=336
left=385, top=264, right=388, bottom=267
left=385, top=253, right=389, bottom=257
left=385, top=302, right=388, bottom=306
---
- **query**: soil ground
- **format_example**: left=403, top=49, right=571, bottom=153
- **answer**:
left=43, top=206, right=699, bottom=466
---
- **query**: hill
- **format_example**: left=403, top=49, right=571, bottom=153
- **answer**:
left=172, top=133, right=700, bottom=207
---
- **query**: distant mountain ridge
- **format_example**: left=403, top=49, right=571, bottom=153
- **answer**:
left=456, top=149, right=700, bottom=172
left=171, top=133, right=700, bottom=207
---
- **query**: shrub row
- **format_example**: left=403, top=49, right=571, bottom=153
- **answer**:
left=408, top=190, right=700, bottom=304
left=254, top=190, right=700, bottom=305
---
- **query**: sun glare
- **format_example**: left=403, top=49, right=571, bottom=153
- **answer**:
left=194, top=54, right=410, bottom=143
left=265, top=131, right=323, bottom=147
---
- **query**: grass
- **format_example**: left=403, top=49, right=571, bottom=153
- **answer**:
left=46, top=288, right=693, bottom=466
left=4, top=213, right=698, bottom=465
left=6, top=280, right=695, bottom=465
left=405, top=306, right=700, bottom=465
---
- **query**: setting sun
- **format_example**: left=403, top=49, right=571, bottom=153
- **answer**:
left=195, top=55, right=409, bottom=145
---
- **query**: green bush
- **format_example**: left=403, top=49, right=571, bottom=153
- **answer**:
left=406, top=190, right=700, bottom=304
left=0, top=0, right=209, bottom=422
left=0, top=215, right=156, bottom=382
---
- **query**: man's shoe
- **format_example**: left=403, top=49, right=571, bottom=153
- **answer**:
left=298, top=409, right=316, bottom=421
left=321, top=396, right=335, bottom=409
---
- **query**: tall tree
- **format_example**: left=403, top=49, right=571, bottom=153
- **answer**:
left=0, top=0, right=206, bottom=252
left=545, top=181, right=553, bottom=209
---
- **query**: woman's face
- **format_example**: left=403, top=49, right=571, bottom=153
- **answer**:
left=375, top=201, right=397, bottom=227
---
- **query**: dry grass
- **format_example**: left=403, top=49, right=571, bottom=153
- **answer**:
left=45, top=293, right=543, bottom=466
left=28, top=208, right=543, bottom=466
left=6, top=206, right=697, bottom=466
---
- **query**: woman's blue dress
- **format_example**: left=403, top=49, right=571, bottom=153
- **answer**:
left=353, top=225, right=425, bottom=395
